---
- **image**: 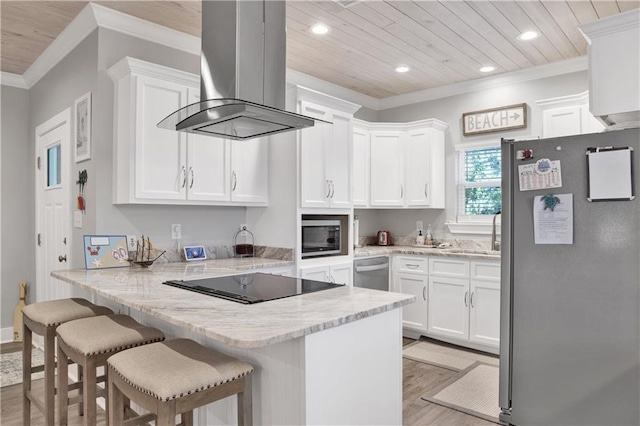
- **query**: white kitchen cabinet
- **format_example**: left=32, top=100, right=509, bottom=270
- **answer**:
left=469, top=261, right=501, bottom=347
left=428, top=275, right=470, bottom=340
left=352, top=125, right=370, bottom=208
left=297, top=88, right=360, bottom=209
left=109, top=57, right=268, bottom=206
left=300, top=262, right=353, bottom=286
left=537, top=91, right=604, bottom=139
left=370, top=131, right=405, bottom=206
left=404, top=122, right=446, bottom=208
left=396, top=272, right=428, bottom=333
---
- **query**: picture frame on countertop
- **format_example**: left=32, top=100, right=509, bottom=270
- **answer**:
left=74, top=92, right=91, bottom=163
left=184, top=245, right=207, bottom=261
left=84, top=235, right=129, bottom=269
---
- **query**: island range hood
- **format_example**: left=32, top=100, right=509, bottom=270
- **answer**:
left=158, top=0, right=322, bottom=140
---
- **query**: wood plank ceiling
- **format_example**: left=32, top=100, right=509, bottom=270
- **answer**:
left=1, top=1, right=638, bottom=98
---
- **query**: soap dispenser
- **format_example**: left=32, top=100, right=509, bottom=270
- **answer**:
left=426, top=224, right=433, bottom=246
left=416, top=229, right=425, bottom=245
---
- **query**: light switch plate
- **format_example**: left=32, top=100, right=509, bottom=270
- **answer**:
left=126, top=235, right=137, bottom=251
left=416, top=220, right=423, bottom=232
left=73, top=211, right=83, bottom=228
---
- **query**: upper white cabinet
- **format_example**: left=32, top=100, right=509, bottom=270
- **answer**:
left=109, top=57, right=268, bottom=206
left=580, top=10, right=640, bottom=126
left=536, top=91, right=604, bottom=138
left=296, top=87, right=360, bottom=209
left=354, top=119, right=448, bottom=209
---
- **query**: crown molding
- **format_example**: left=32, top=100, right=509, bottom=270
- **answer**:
left=108, top=57, right=199, bottom=88
left=535, top=90, right=589, bottom=109
left=287, top=69, right=379, bottom=110
left=0, top=72, right=28, bottom=89
left=580, top=9, right=640, bottom=42
left=377, top=56, right=589, bottom=111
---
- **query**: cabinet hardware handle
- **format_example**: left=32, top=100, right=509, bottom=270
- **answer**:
left=424, top=183, right=428, bottom=198
left=181, top=166, right=187, bottom=188
left=232, top=171, right=237, bottom=191
left=406, top=264, right=419, bottom=269
left=326, top=180, right=331, bottom=198
left=400, top=184, right=404, bottom=199
left=58, top=255, right=67, bottom=263
left=189, top=167, right=194, bottom=189
left=464, top=291, right=468, bottom=307
left=330, top=180, right=335, bottom=198
left=423, top=286, right=427, bottom=301
left=470, top=291, right=475, bottom=308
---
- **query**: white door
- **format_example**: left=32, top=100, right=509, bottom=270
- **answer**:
left=469, top=279, right=501, bottom=347
left=352, top=127, right=369, bottom=207
left=299, top=101, right=330, bottom=208
left=135, top=75, right=187, bottom=201
left=370, top=132, right=404, bottom=206
left=300, top=265, right=330, bottom=282
left=396, top=272, right=428, bottom=333
left=35, top=109, right=72, bottom=302
left=428, top=276, right=469, bottom=340
left=186, top=89, right=230, bottom=202
left=330, top=263, right=353, bottom=286
left=230, top=137, right=268, bottom=204
left=328, top=111, right=352, bottom=208
left=405, top=129, right=429, bottom=207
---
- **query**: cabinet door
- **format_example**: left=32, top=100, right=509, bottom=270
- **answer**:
left=231, top=137, right=268, bottom=204
left=330, top=262, right=353, bottom=286
left=370, top=132, right=404, bottom=206
left=186, top=90, right=230, bottom=202
left=428, top=276, right=469, bottom=340
left=405, top=129, right=429, bottom=207
left=352, top=127, right=369, bottom=207
left=135, top=75, right=188, bottom=200
left=328, top=111, right=352, bottom=208
left=300, top=265, right=330, bottom=282
left=469, top=278, right=500, bottom=347
left=542, top=106, right=582, bottom=138
left=396, top=272, right=428, bottom=333
left=300, top=101, right=331, bottom=208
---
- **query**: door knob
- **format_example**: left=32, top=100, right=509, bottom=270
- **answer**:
left=58, top=255, right=67, bottom=263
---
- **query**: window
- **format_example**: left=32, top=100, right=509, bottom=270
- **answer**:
left=457, top=146, right=501, bottom=220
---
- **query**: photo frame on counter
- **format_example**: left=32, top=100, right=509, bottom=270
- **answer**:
left=84, top=235, right=129, bottom=269
left=74, top=92, right=91, bottom=163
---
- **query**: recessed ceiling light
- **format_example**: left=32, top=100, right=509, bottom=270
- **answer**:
left=518, top=31, right=539, bottom=41
left=480, top=66, right=495, bottom=73
left=310, top=23, right=329, bottom=35
left=395, top=65, right=410, bottom=73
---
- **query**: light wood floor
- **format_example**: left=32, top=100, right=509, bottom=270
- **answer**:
left=1, top=339, right=495, bottom=425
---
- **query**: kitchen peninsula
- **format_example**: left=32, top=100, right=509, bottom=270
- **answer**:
left=52, top=259, right=414, bottom=425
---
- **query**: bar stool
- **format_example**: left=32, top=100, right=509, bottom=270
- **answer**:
left=22, top=298, right=114, bottom=426
left=107, top=338, right=254, bottom=426
left=56, top=314, right=165, bottom=426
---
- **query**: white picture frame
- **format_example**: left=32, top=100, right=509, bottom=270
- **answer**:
left=74, top=92, right=91, bottom=163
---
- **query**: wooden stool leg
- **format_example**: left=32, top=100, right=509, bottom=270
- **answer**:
left=22, top=322, right=32, bottom=426
left=181, top=410, right=194, bottom=426
left=58, top=344, right=69, bottom=426
left=44, top=326, right=56, bottom=426
left=238, top=375, right=253, bottom=426
left=78, top=364, right=84, bottom=416
left=157, top=400, right=178, bottom=426
left=108, top=371, right=124, bottom=426
left=83, top=356, right=97, bottom=426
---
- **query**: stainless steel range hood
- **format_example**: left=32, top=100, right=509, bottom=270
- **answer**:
left=158, top=0, right=321, bottom=140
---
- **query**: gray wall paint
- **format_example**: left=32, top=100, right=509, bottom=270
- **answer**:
left=1, top=86, right=32, bottom=329
left=361, top=71, right=590, bottom=241
left=354, top=106, right=378, bottom=122
left=94, top=28, right=247, bottom=249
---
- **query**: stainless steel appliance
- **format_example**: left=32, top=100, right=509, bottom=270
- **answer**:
left=376, top=231, right=391, bottom=246
left=354, top=257, right=389, bottom=292
left=163, top=273, right=343, bottom=304
left=500, top=128, right=640, bottom=426
left=301, top=218, right=343, bottom=258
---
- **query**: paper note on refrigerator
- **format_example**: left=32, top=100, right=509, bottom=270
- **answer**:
left=518, top=160, right=562, bottom=191
left=533, top=193, right=573, bottom=244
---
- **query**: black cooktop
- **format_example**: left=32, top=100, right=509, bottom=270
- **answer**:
left=163, top=272, right=344, bottom=304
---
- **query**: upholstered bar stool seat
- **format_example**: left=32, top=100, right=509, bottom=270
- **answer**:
left=57, top=314, right=165, bottom=426
left=22, top=298, right=113, bottom=426
left=108, top=339, right=254, bottom=426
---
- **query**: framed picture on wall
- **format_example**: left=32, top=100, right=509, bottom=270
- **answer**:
left=74, top=92, right=91, bottom=163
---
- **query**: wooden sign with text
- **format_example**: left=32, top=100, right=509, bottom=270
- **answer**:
left=462, top=103, right=527, bottom=136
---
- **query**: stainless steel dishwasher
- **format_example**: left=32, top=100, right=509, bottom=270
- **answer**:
left=354, top=256, right=389, bottom=291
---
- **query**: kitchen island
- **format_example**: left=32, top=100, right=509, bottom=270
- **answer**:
left=52, top=258, right=414, bottom=425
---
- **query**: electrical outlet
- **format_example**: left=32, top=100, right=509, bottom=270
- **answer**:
left=416, top=220, right=423, bottom=231
left=127, top=235, right=137, bottom=251
left=239, top=223, right=247, bottom=231
left=171, top=224, right=181, bottom=240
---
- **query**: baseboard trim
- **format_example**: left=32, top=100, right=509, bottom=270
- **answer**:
left=1, top=327, right=16, bottom=343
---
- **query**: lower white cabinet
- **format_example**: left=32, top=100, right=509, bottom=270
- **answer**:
left=468, top=261, right=501, bottom=347
left=428, top=275, right=469, bottom=340
left=300, top=262, right=353, bottom=286
left=395, top=272, right=428, bottom=333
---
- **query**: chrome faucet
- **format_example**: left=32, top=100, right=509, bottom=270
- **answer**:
left=492, top=211, right=501, bottom=251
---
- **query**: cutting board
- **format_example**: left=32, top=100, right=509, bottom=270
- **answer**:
left=13, top=281, right=26, bottom=341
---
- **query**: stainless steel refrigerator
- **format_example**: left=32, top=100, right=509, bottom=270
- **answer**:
left=499, top=127, right=640, bottom=426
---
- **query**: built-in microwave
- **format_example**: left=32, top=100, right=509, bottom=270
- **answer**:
left=301, top=216, right=347, bottom=258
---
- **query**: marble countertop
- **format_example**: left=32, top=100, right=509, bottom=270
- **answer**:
left=52, top=258, right=414, bottom=349
left=355, top=245, right=501, bottom=260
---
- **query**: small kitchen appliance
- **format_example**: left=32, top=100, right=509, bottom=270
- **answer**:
left=376, top=231, right=391, bottom=246
left=163, top=273, right=343, bottom=304
left=301, top=216, right=344, bottom=258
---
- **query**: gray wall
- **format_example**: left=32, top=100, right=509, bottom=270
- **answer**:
left=360, top=71, right=590, bottom=241
left=1, top=85, right=32, bottom=329
left=354, top=106, right=378, bottom=122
